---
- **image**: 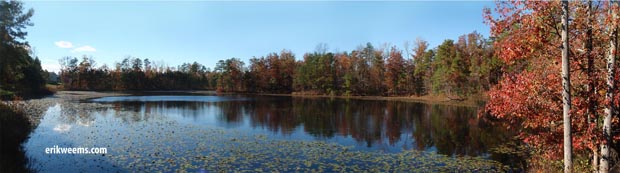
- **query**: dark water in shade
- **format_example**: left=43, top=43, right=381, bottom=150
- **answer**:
left=20, top=94, right=521, bottom=171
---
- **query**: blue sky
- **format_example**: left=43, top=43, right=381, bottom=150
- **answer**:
left=23, top=1, right=493, bottom=73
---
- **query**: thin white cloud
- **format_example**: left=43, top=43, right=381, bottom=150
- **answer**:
left=71, top=45, right=96, bottom=53
left=54, top=41, right=73, bottom=48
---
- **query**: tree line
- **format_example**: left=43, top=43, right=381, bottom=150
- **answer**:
left=60, top=31, right=503, bottom=98
left=59, top=56, right=216, bottom=91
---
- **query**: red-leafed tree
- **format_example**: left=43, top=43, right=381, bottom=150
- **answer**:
left=484, top=1, right=619, bottom=172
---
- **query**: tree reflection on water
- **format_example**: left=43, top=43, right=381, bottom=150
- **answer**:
left=94, top=95, right=514, bottom=157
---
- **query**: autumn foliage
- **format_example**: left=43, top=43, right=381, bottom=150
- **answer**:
left=484, top=1, right=620, bottom=170
left=60, top=33, right=502, bottom=99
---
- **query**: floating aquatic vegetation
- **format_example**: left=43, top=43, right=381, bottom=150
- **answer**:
left=22, top=95, right=513, bottom=172
left=99, top=117, right=506, bottom=172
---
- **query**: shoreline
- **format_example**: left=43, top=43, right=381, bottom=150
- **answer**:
left=51, top=90, right=486, bottom=107
left=253, top=93, right=486, bottom=107
left=4, top=91, right=130, bottom=126
left=9, top=90, right=486, bottom=111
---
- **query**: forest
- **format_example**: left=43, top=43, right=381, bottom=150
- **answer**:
left=57, top=32, right=502, bottom=98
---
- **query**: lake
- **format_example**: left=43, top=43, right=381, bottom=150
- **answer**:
left=21, top=94, right=521, bottom=172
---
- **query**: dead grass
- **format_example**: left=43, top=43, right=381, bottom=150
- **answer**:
left=259, top=92, right=486, bottom=107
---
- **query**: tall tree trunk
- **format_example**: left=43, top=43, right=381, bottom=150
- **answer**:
left=584, top=1, right=600, bottom=171
left=561, top=1, right=572, bottom=173
left=601, top=1, right=618, bottom=173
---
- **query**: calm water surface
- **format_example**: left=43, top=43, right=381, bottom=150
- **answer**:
left=22, top=94, right=517, bottom=171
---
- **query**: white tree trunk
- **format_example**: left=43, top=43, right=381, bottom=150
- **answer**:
left=601, top=2, right=617, bottom=173
left=561, top=1, right=572, bottom=173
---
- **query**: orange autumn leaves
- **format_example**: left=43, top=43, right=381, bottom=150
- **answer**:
left=484, top=0, right=617, bottom=160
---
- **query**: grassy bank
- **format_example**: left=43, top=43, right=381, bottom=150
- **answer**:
left=57, top=89, right=488, bottom=107
left=0, top=86, right=55, bottom=101
left=254, top=92, right=488, bottom=107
